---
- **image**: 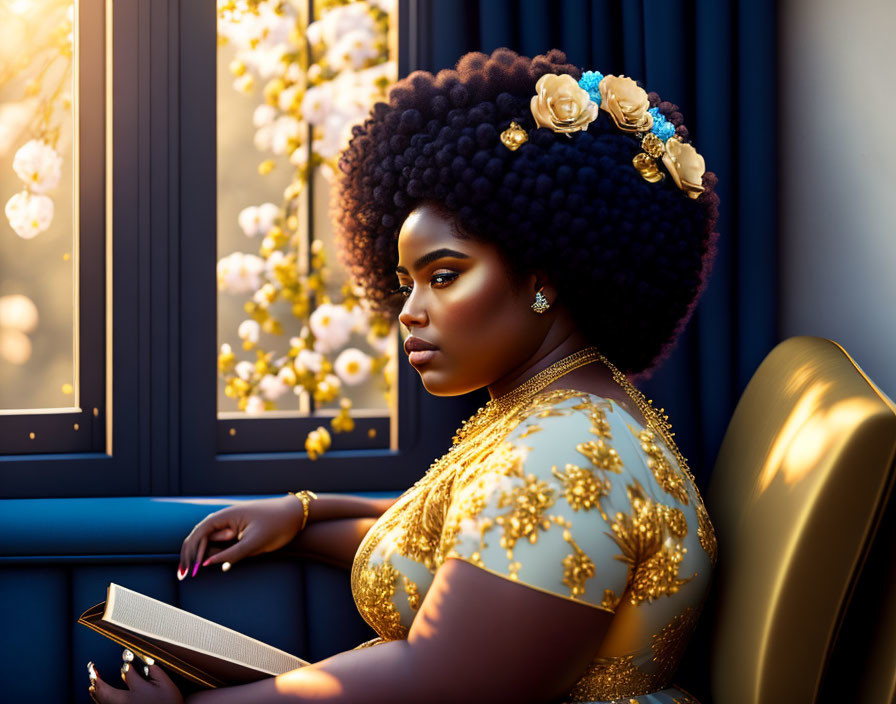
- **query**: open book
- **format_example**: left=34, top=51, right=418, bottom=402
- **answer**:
left=78, top=583, right=309, bottom=689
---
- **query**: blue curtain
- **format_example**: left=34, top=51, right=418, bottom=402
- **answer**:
left=405, top=0, right=778, bottom=494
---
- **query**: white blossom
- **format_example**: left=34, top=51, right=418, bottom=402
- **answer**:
left=258, top=372, right=290, bottom=400
left=216, top=251, right=266, bottom=293
left=317, top=3, right=375, bottom=46
left=13, top=139, right=62, bottom=193
left=244, top=395, right=266, bottom=414
left=237, top=319, right=261, bottom=344
left=232, top=73, right=255, bottom=94
left=0, top=329, right=31, bottom=365
left=334, top=347, right=372, bottom=386
left=270, top=115, right=302, bottom=155
left=327, top=28, right=378, bottom=71
left=235, top=360, right=255, bottom=380
left=253, top=103, right=278, bottom=128
left=245, top=42, right=289, bottom=79
left=296, top=348, right=324, bottom=375
left=5, top=191, right=54, bottom=239
left=237, top=202, right=279, bottom=238
left=254, top=124, right=274, bottom=152
left=309, top=302, right=354, bottom=353
left=300, top=83, right=335, bottom=126
left=285, top=61, right=303, bottom=83
left=278, top=84, right=300, bottom=113
left=0, top=294, right=38, bottom=332
left=289, top=144, right=309, bottom=166
left=305, top=19, right=324, bottom=46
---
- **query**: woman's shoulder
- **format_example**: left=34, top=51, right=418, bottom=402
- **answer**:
left=506, top=386, right=697, bottom=510
left=510, top=386, right=651, bottom=443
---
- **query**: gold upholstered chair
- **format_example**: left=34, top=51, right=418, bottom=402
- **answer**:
left=704, top=335, right=896, bottom=703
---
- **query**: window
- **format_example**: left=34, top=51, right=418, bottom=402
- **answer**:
left=1, top=0, right=484, bottom=499
left=215, top=0, right=399, bottom=456
left=0, top=0, right=105, bottom=464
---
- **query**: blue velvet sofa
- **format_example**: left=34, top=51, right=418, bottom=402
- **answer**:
left=0, top=492, right=401, bottom=704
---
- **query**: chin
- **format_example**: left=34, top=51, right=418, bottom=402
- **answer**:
left=415, top=368, right=482, bottom=397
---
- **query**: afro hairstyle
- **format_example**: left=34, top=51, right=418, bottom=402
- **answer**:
left=332, top=47, right=720, bottom=378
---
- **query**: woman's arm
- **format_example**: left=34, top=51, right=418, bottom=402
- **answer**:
left=184, top=557, right=612, bottom=704
left=278, top=495, right=398, bottom=569
left=302, top=494, right=398, bottom=524
left=284, top=516, right=379, bottom=569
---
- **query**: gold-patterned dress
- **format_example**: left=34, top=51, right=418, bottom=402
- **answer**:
left=350, top=388, right=717, bottom=703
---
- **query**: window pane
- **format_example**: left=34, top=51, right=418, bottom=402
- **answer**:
left=216, top=0, right=398, bottom=427
left=0, top=0, right=76, bottom=411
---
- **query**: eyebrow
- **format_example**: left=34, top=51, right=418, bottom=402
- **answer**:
left=395, top=248, right=471, bottom=275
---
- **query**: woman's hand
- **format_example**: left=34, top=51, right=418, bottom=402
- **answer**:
left=88, top=661, right=184, bottom=704
left=178, top=496, right=304, bottom=579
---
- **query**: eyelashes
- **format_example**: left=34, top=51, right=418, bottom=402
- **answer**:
left=391, top=272, right=458, bottom=298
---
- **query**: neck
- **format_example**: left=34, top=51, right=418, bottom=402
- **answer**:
left=486, top=331, right=601, bottom=401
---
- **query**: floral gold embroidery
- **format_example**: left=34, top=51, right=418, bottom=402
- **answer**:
left=631, top=425, right=690, bottom=505
left=571, top=397, right=614, bottom=439
left=564, top=608, right=699, bottom=701
left=402, top=574, right=421, bottom=611
left=696, top=500, right=718, bottom=565
left=552, top=462, right=612, bottom=511
left=494, top=470, right=557, bottom=551
left=564, top=655, right=654, bottom=702
left=628, top=546, right=692, bottom=605
left=577, top=439, right=624, bottom=473
left=601, top=588, right=619, bottom=611
left=561, top=533, right=597, bottom=598
left=609, top=479, right=695, bottom=605
left=353, top=559, right=407, bottom=640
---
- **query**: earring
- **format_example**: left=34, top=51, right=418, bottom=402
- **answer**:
left=531, top=289, right=550, bottom=314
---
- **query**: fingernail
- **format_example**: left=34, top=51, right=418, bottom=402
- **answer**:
left=202, top=557, right=211, bottom=567
left=121, top=662, right=130, bottom=681
left=122, top=648, right=134, bottom=663
left=192, top=560, right=200, bottom=577
left=144, top=656, right=155, bottom=666
left=87, top=661, right=97, bottom=682
left=177, top=565, right=185, bottom=581
left=222, top=561, right=231, bottom=572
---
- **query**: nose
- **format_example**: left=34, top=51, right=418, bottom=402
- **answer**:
left=398, top=290, right=427, bottom=330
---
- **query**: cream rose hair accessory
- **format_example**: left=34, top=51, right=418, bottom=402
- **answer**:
left=500, top=69, right=706, bottom=199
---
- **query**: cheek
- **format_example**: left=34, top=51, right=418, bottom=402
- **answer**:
left=438, top=268, right=521, bottom=338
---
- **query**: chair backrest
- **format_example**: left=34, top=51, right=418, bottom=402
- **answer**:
left=706, top=336, right=896, bottom=704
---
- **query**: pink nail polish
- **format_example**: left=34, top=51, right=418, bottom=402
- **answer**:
left=192, top=560, right=200, bottom=577
left=202, top=558, right=211, bottom=567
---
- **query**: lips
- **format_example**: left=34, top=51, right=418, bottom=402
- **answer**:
left=404, top=336, right=438, bottom=354
left=404, top=336, right=439, bottom=367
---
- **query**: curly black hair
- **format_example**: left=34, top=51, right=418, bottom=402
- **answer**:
left=332, top=48, right=720, bottom=378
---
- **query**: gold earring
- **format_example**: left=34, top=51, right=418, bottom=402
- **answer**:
left=531, top=289, right=550, bottom=314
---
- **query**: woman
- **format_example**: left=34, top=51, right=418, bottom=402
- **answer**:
left=89, top=47, right=720, bottom=704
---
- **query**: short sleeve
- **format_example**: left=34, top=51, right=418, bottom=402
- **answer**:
left=437, top=395, right=634, bottom=613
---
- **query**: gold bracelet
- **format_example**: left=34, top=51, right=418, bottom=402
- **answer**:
left=287, top=490, right=318, bottom=531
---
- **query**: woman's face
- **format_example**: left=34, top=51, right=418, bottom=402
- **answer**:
left=395, top=202, right=548, bottom=396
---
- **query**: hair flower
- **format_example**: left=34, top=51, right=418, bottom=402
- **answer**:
left=577, top=70, right=604, bottom=105
left=648, top=107, right=676, bottom=142
left=529, top=73, right=598, bottom=136
left=598, top=75, right=653, bottom=133
left=662, top=137, right=706, bottom=199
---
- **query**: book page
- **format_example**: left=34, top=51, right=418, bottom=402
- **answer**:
left=105, top=583, right=308, bottom=675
